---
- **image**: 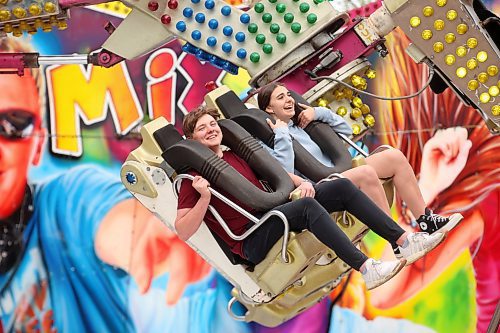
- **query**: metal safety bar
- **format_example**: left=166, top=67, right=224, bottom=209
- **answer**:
left=337, top=132, right=369, bottom=158
left=227, top=297, right=248, bottom=321
left=173, top=174, right=290, bottom=263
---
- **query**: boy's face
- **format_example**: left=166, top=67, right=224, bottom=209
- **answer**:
left=0, top=73, right=44, bottom=218
left=190, top=114, right=222, bottom=150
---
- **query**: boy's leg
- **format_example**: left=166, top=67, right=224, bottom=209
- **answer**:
left=245, top=197, right=369, bottom=269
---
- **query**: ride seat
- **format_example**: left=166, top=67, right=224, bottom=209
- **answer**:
left=122, top=117, right=350, bottom=312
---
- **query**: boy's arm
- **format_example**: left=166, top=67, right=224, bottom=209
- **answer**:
left=174, top=198, right=210, bottom=241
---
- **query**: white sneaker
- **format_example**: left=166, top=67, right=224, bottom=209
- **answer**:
left=361, top=258, right=406, bottom=290
left=398, top=232, right=446, bottom=265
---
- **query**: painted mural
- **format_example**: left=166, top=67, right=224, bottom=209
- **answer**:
left=0, top=1, right=498, bottom=332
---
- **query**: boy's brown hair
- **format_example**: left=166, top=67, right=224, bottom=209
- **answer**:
left=182, top=106, right=220, bottom=138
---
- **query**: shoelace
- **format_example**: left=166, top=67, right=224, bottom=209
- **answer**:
left=410, top=232, right=428, bottom=241
left=370, top=260, right=383, bottom=275
left=425, top=213, right=448, bottom=223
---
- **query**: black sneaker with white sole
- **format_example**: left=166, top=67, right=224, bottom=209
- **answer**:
left=416, top=208, right=464, bottom=234
left=393, top=209, right=463, bottom=259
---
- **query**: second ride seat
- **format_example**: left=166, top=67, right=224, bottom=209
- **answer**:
left=121, top=116, right=353, bottom=327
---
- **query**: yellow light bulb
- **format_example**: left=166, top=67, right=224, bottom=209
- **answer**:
left=42, top=21, right=51, bottom=32
left=478, top=72, right=488, bottom=83
left=434, top=19, right=445, bottom=30
left=487, top=66, right=498, bottom=76
left=360, top=104, right=371, bottom=115
left=422, top=30, right=433, bottom=40
left=477, top=51, right=487, bottom=62
left=333, top=90, right=344, bottom=100
left=456, top=46, right=467, bottom=57
left=29, top=4, right=41, bottom=15
left=44, top=2, right=56, bottom=13
left=352, top=124, right=362, bottom=135
left=436, top=0, right=447, bottom=6
left=479, top=92, right=490, bottom=103
left=492, top=105, right=500, bottom=116
left=445, top=33, right=456, bottom=43
left=351, top=75, right=363, bottom=87
left=343, top=89, right=353, bottom=100
left=489, top=86, right=499, bottom=97
left=466, top=38, right=478, bottom=49
left=433, top=42, right=444, bottom=53
left=359, top=78, right=367, bottom=87
left=352, top=97, right=363, bottom=108
left=12, top=27, right=22, bottom=37
left=423, top=6, right=434, bottom=17
left=467, top=80, right=478, bottom=91
left=365, top=69, right=376, bottom=79
left=57, top=20, right=67, bottom=30
left=364, top=114, right=376, bottom=127
left=456, top=67, right=467, bottom=78
left=445, top=54, right=456, bottom=65
left=336, top=106, right=347, bottom=116
left=466, top=58, right=478, bottom=70
left=27, top=25, right=37, bottom=34
left=410, top=16, right=421, bottom=28
left=12, top=7, right=26, bottom=18
left=351, top=108, right=362, bottom=119
left=457, top=23, right=468, bottom=34
left=3, top=23, right=12, bottom=33
left=317, top=98, right=328, bottom=107
left=0, top=10, right=10, bottom=20
left=446, top=10, right=458, bottom=21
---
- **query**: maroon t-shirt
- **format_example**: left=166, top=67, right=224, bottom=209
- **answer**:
left=177, top=150, right=265, bottom=257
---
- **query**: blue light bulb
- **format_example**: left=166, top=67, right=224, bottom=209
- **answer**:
left=240, top=13, right=250, bottom=24
left=236, top=48, right=247, bottom=59
left=222, top=42, right=232, bottom=53
left=191, top=30, right=202, bottom=40
left=195, top=13, right=205, bottom=23
left=207, top=36, right=217, bottom=46
left=221, top=5, right=231, bottom=16
left=208, top=19, right=218, bottom=29
left=183, top=7, right=193, bottom=18
left=223, top=26, right=233, bottom=36
left=235, top=32, right=246, bottom=42
left=176, top=21, right=187, bottom=32
left=205, top=0, right=215, bottom=9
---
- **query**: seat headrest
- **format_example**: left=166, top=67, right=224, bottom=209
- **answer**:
left=152, top=123, right=184, bottom=152
left=215, top=90, right=248, bottom=119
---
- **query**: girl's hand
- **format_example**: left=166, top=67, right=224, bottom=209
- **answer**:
left=266, top=118, right=288, bottom=130
left=297, top=103, right=316, bottom=128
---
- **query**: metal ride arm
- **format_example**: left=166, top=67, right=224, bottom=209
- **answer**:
left=172, top=174, right=290, bottom=263
left=0, top=48, right=124, bottom=75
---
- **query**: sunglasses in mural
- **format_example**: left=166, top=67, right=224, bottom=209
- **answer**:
left=0, top=111, right=35, bottom=140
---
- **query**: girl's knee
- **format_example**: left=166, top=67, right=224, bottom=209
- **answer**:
left=384, top=148, right=406, bottom=163
left=354, top=165, right=379, bottom=185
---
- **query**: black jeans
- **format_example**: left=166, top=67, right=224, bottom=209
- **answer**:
left=242, top=178, right=404, bottom=270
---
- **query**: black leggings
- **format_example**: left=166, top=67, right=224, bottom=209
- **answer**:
left=242, top=178, right=404, bottom=270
